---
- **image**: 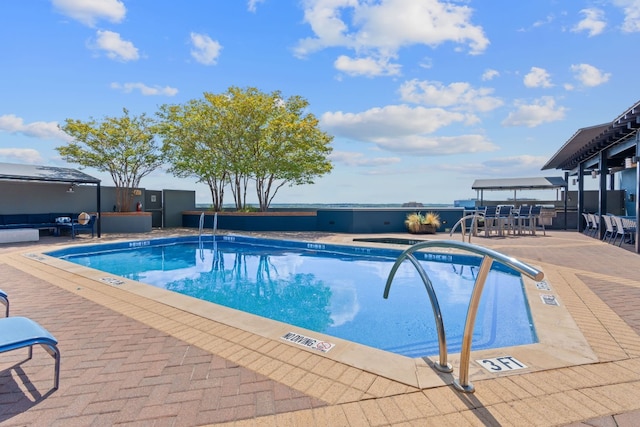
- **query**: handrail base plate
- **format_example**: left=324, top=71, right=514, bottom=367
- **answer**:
left=453, top=379, right=475, bottom=393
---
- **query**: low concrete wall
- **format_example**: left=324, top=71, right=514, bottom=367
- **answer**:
left=182, top=208, right=466, bottom=234
left=100, top=212, right=152, bottom=233
left=183, top=211, right=317, bottom=232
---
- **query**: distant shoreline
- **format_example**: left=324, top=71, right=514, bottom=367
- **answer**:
left=195, top=203, right=457, bottom=209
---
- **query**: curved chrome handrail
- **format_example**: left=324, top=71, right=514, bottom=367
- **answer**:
left=383, top=239, right=544, bottom=393
left=449, top=214, right=484, bottom=243
left=198, top=211, right=205, bottom=236
left=384, top=252, right=453, bottom=373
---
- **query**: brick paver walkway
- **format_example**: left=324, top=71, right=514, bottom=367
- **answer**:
left=0, top=263, right=325, bottom=426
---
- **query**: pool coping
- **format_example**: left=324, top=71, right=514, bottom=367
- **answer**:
left=24, top=234, right=598, bottom=389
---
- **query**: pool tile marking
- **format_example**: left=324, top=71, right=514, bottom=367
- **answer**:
left=477, top=356, right=528, bottom=372
left=282, top=331, right=336, bottom=353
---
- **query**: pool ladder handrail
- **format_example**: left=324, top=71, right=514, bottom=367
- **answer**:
left=449, top=213, right=485, bottom=243
left=198, top=212, right=205, bottom=236
left=199, top=212, right=218, bottom=237
left=383, top=239, right=544, bottom=393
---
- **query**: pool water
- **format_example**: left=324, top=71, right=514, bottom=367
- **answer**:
left=48, top=236, right=537, bottom=358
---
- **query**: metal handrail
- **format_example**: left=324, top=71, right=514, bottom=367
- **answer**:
left=384, top=252, right=453, bottom=373
left=383, top=239, right=544, bottom=393
left=449, top=213, right=484, bottom=243
left=198, top=212, right=205, bottom=236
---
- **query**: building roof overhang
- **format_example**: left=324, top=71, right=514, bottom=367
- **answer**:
left=542, top=100, right=640, bottom=171
left=0, top=162, right=101, bottom=184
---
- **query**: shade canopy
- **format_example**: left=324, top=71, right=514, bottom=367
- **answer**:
left=472, top=177, right=567, bottom=191
left=0, top=162, right=100, bottom=184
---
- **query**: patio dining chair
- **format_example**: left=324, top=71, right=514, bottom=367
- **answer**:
left=494, top=205, right=514, bottom=236
left=582, top=213, right=592, bottom=235
left=528, top=206, right=546, bottom=236
left=587, top=213, right=599, bottom=237
left=513, top=205, right=532, bottom=235
left=611, top=215, right=636, bottom=246
left=481, top=206, right=498, bottom=237
left=601, top=214, right=616, bottom=243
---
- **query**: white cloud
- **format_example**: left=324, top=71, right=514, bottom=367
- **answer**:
left=110, top=82, right=178, bottom=96
left=373, top=134, right=498, bottom=155
left=329, top=151, right=401, bottom=167
left=612, top=0, right=640, bottom=33
left=295, top=0, right=489, bottom=76
left=321, top=105, right=498, bottom=155
left=399, top=79, right=503, bottom=113
left=334, top=55, right=401, bottom=77
left=481, top=69, right=499, bottom=81
left=190, top=32, right=222, bottom=65
left=0, top=114, right=71, bottom=141
left=248, top=0, right=266, bottom=13
left=441, top=155, right=549, bottom=177
left=482, top=155, right=548, bottom=170
left=570, top=63, right=611, bottom=87
left=572, top=8, right=607, bottom=36
left=322, top=105, right=465, bottom=138
left=502, top=97, right=567, bottom=127
left=532, top=15, right=555, bottom=29
left=91, top=30, right=139, bottom=61
left=52, top=0, right=126, bottom=27
left=523, top=67, right=553, bottom=88
left=0, top=148, right=44, bottom=164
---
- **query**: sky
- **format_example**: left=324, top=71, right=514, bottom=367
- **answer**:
left=1, top=0, right=639, bottom=206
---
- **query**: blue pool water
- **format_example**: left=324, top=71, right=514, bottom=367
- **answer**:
left=47, top=236, right=537, bottom=358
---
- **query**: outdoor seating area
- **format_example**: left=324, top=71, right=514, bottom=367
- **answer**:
left=583, top=212, right=637, bottom=246
left=55, top=213, right=97, bottom=239
left=467, top=205, right=546, bottom=237
left=0, top=212, right=98, bottom=239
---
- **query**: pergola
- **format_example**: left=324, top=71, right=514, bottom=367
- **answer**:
left=0, top=162, right=102, bottom=237
left=472, top=177, right=567, bottom=206
left=542, top=100, right=640, bottom=253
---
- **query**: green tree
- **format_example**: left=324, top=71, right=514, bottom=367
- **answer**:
left=252, top=93, right=333, bottom=211
left=157, top=100, right=228, bottom=211
left=159, top=86, right=333, bottom=211
left=57, top=108, right=163, bottom=212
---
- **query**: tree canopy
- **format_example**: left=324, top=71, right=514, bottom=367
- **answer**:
left=57, top=108, right=163, bottom=212
left=158, top=86, right=333, bottom=211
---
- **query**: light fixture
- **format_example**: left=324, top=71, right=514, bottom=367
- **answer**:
left=626, top=156, right=639, bottom=168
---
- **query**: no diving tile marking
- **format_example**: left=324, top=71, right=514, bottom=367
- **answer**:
left=541, top=294, right=560, bottom=306
left=101, top=277, right=125, bottom=286
left=477, top=356, right=527, bottom=372
left=536, top=280, right=551, bottom=291
left=281, top=332, right=335, bottom=353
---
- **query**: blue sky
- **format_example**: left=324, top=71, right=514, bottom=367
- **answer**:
left=1, top=0, right=638, bottom=205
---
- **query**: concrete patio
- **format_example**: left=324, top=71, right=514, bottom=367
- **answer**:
left=1, top=228, right=639, bottom=426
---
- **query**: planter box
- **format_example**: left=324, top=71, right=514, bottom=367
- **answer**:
left=100, top=212, right=152, bottom=233
left=408, top=224, right=437, bottom=234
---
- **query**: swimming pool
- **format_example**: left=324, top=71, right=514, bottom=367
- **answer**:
left=46, top=235, right=537, bottom=358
